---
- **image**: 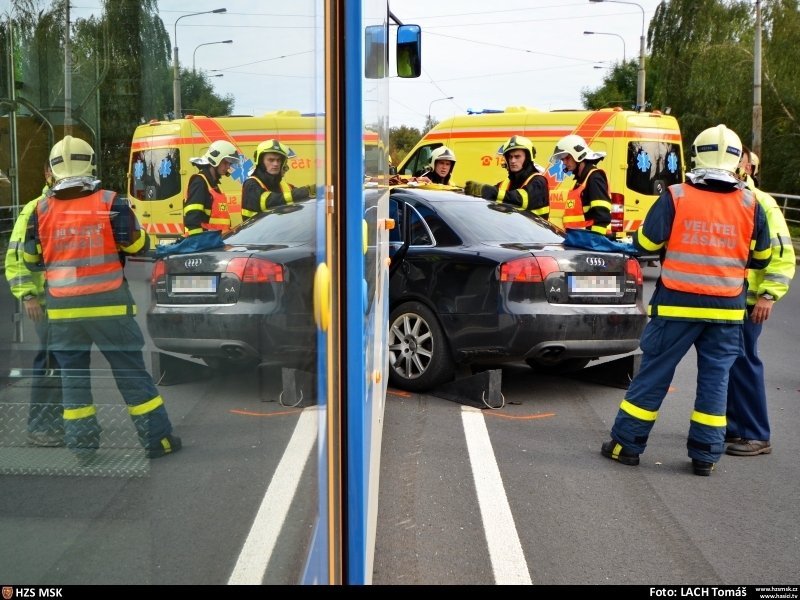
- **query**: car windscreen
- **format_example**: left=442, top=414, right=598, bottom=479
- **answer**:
left=225, top=202, right=316, bottom=245
left=433, top=200, right=565, bottom=244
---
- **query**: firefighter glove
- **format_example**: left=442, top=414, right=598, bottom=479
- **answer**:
left=291, top=184, right=316, bottom=201
left=464, top=180, right=486, bottom=197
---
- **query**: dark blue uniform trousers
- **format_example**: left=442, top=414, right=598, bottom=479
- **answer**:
left=49, top=316, right=173, bottom=452
left=726, top=314, right=769, bottom=441
left=611, top=318, right=743, bottom=464
left=28, top=315, right=64, bottom=435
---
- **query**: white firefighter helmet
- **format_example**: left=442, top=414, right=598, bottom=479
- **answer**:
left=691, top=125, right=742, bottom=174
left=428, top=145, right=457, bottom=169
left=550, top=134, right=605, bottom=164
left=203, top=140, right=241, bottom=168
left=49, top=136, right=96, bottom=181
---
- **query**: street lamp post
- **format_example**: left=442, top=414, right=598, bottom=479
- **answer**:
left=427, top=96, right=454, bottom=125
left=589, top=0, right=646, bottom=110
left=752, top=0, right=762, bottom=159
left=584, top=31, right=626, bottom=63
left=193, top=40, right=233, bottom=73
left=173, top=8, right=226, bottom=119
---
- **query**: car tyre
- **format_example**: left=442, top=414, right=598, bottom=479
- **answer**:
left=388, top=301, right=454, bottom=392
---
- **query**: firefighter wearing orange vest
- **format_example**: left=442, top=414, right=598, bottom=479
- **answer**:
left=241, top=139, right=313, bottom=221
left=23, top=136, right=181, bottom=462
left=600, top=125, right=772, bottom=476
left=183, top=140, right=240, bottom=236
left=549, top=134, right=612, bottom=234
left=464, top=136, right=549, bottom=220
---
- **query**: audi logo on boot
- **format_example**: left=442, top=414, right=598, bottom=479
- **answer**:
left=586, top=257, right=606, bottom=267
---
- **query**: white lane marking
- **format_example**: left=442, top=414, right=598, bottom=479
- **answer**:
left=461, top=406, right=532, bottom=585
left=228, top=407, right=318, bottom=584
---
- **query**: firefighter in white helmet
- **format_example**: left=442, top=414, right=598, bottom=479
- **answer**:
left=549, top=134, right=611, bottom=234
left=416, top=145, right=457, bottom=185
left=600, top=124, right=772, bottom=476
left=23, top=136, right=181, bottom=461
left=183, top=139, right=241, bottom=236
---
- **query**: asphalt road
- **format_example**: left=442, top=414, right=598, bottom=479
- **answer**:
left=374, top=265, right=800, bottom=585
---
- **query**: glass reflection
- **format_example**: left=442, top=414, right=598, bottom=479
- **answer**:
left=0, top=0, right=324, bottom=584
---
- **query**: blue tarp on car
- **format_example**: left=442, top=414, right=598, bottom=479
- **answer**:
left=154, top=230, right=225, bottom=257
left=562, top=228, right=639, bottom=255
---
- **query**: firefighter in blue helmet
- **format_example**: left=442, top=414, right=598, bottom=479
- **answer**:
left=600, top=125, right=772, bottom=476
left=24, top=136, right=181, bottom=462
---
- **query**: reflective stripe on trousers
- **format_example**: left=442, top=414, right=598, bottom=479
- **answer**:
left=49, top=317, right=173, bottom=450
left=610, top=318, right=743, bottom=463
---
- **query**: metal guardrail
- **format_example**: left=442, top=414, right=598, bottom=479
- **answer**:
left=772, top=193, right=800, bottom=228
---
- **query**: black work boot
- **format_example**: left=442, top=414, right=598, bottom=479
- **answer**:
left=601, top=439, right=640, bottom=466
left=691, top=459, right=715, bottom=476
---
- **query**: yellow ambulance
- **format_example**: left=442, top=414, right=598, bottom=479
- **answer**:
left=127, top=110, right=322, bottom=246
left=397, top=106, right=684, bottom=237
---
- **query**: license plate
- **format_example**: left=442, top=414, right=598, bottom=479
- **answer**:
left=568, top=274, right=620, bottom=294
left=171, top=274, right=217, bottom=293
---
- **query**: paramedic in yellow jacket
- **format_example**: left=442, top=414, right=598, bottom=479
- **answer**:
left=241, top=139, right=314, bottom=220
left=183, top=140, right=240, bottom=236
left=725, top=146, right=795, bottom=457
left=550, top=134, right=612, bottom=235
left=5, top=163, right=63, bottom=447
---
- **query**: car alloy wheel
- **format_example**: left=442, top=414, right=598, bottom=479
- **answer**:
left=388, top=301, right=454, bottom=392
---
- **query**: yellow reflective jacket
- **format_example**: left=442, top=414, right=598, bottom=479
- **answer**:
left=4, top=188, right=47, bottom=303
left=746, top=176, right=795, bottom=305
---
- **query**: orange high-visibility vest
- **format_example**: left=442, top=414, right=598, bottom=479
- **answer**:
left=661, top=183, right=757, bottom=297
left=562, top=166, right=603, bottom=230
left=37, top=189, right=123, bottom=297
left=197, top=174, right=231, bottom=231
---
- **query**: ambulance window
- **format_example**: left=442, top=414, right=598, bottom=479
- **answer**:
left=403, top=144, right=439, bottom=177
left=626, top=142, right=683, bottom=196
left=129, top=148, right=182, bottom=201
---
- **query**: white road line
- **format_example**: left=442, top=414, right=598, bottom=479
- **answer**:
left=228, top=407, right=318, bottom=585
left=461, top=406, right=532, bottom=585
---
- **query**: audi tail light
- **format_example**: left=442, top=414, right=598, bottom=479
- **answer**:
left=226, top=257, right=284, bottom=283
left=626, top=257, right=643, bottom=286
left=500, top=256, right=560, bottom=283
left=151, top=259, right=166, bottom=284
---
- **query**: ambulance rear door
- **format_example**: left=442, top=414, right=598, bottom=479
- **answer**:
left=128, top=120, right=187, bottom=246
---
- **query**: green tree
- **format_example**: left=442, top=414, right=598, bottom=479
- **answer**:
left=389, top=124, right=422, bottom=164
left=180, top=69, right=235, bottom=117
left=584, top=0, right=800, bottom=194
left=581, top=60, right=638, bottom=110
left=760, top=0, right=800, bottom=193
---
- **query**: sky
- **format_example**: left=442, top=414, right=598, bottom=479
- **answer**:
left=65, top=0, right=664, bottom=131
